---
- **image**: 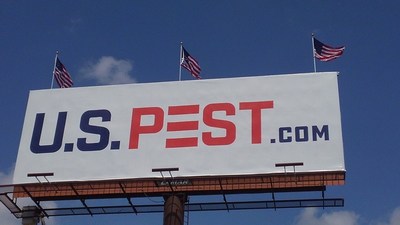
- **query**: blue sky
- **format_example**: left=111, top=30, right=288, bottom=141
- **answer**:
left=1, top=1, right=400, bottom=225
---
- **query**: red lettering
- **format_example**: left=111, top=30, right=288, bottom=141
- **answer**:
left=129, top=100, right=274, bottom=149
left=239, top=101, right=274, bottom=144
left=166, top=105, right=199, bottom=148
left=129, top=107, right=164, bottom=149
left=202, top=103, right=236, bottom=146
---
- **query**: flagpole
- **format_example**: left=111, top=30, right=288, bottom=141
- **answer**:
left=311, top=33, right=317, bottom=73
left=51, top=51, right=59, bottom=89
left=179, top=42, right=183, bottom=81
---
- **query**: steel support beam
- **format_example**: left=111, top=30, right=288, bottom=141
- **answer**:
left=163, top=195, right=186, bottom=225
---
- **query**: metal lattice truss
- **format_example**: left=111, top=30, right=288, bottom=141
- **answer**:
left=0, top=171, right=345, bottom=218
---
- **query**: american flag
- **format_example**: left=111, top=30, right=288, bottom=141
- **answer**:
left=313, top=37, right=345, bottom=62
left=54, top=57, right=73, bottom=88
left=181, top=47, right=201, bottom=79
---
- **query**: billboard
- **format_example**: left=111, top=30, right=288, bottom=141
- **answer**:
left=13, top=72, right=345, bottom=184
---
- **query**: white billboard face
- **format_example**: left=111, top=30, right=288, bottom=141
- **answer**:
left=13, top=72, right=345, bottom=184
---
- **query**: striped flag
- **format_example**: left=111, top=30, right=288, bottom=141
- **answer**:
left=181, top=47, right=201, bottom=79
left=313, top=37, right=345, bottom=62
left=53, top=57, right=73, bottom=88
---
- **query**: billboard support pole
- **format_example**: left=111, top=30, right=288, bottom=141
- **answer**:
left=21, top=206, right=41, bottom=225
left=163, top=194, right=186, bottom=225
left=312, top=33, right=317, bottom=72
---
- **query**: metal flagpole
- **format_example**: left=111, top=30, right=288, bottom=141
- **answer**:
left=51, top=51, right=59, bottom=89
left=311, top=34, right=317, bottom=73
left=179, top=42, right=183, bottom=81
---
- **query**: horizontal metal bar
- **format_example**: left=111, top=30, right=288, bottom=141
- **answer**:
left=27, top=173, right=54, bottom=177
left=27, top=198, right=344, bottom=217
left=152, top=167, right=179, bottom=172
left=275, top=162, right=304, bottom=167
left=0, top=193, right=22, bottom=215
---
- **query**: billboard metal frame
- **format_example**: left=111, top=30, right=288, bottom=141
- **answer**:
left=1, top=170, right=345, bottom=218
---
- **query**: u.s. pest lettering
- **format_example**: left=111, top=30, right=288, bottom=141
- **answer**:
left=29, top=100, right=329, bottom=154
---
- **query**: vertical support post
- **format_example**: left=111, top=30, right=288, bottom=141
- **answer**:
left=179, top=42, right=183, bottom=81
left=163, top=195, right=186, bottom=225
left=21, top=206, right=41, bottom=225
left=311, top=33, right=317, bottom=73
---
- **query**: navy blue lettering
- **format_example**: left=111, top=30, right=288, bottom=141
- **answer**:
left=279, top=127, right=292, bottom=143
left=295, top=126, right=309, bottom=142
left=312, top=125, right=329, bottom=141
left=77, top=109, right=111, bottom=151
left=30, top=112, right=67, bottom=154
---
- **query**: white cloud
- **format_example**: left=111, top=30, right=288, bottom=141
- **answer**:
left=0, top=199, right=60, bottom=225
left=295, top=208, right=359, bottom=225
left=389, top=207, right=400, bottom=225
left=0, top=168, right=13, bottom=185
left=0, top=167, right=59, bottom=225
left=81, top=56, right=136, bottom=85
left=68, top=17, right=82, bottom=33
left=0, top=166, right=23, bottom=225
left=0, top=204, right=20, bottom=225
left=376, top=207, right=400, bottom=225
